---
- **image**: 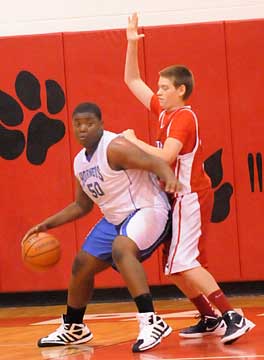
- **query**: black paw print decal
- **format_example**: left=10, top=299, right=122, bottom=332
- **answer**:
left=204, top=149, right=233, bottom=223
left=0, top=70, right=65, bottom=165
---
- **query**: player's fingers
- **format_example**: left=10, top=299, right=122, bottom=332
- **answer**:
left=164, top=182, right=173, bottom=193
left=21, top=232, right=31, bottom=246
left=134, top=13, right=139, bottom=27
left=21, top=226, right=39, bottom=246
left=132, top=12, right=137, bottom=21
left=166, top=179, right=179, bottom=193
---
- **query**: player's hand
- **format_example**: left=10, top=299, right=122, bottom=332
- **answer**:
left=127, top=13, right=145, bottom=41
left=161, top=177, right=182, bottom=194
left=21, top=223, right=48, bottom=246
left=123, top=129, right=137, bottom=141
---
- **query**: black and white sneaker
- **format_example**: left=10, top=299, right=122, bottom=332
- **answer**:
left=221, top=310, right=255, bottom=345
left=38, top=315, right=93, bottom=347
left=179, top=315, right=226, bottom=338
left=132, top=312, right=172, bottom=353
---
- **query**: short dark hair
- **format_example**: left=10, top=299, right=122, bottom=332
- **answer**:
left=72, top=102, right=102, bottom=120
left=159, top=65, right=194, bottom=100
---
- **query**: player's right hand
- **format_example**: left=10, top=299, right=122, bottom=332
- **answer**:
left=127, top=13, right=145, bottom=41
left=160, top=176, right=182, bottom=194
left=21, top=223, right=48, bottom=246
left=164, top=178, right=181, bottom=194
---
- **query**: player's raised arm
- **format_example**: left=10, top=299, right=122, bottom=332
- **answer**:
left=107, top=136, right=178, bottom=193
left=125, top=13, right=154, bottom=110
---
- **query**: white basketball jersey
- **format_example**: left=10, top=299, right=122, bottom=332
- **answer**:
left=74, top=130, right=169, bottom=225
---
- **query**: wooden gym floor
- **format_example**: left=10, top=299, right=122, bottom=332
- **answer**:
left=0, top=295, right=263, bottom=360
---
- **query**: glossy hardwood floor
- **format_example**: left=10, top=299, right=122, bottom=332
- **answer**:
left=0, top=295, right=263, bottom=360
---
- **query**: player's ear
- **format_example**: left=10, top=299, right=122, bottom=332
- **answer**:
left=178, top=84, right=186, bottom=98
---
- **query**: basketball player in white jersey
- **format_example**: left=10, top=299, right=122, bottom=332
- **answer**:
left=122, top=12, right=255, bottom=345
left=22, top=102, right=179, bottom=352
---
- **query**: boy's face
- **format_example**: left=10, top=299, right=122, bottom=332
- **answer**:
left=157, top=76, right=185, bottom=111
left=72, top=112, right=103, bottom=149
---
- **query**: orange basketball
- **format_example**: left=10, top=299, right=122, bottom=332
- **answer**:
left=22, top=232, right=61, bottom=271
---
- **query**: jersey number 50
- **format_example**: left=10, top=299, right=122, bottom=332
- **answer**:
left=87, top=182, right=105, bottom=198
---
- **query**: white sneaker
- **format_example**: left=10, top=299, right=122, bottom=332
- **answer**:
left=132, top=312, right=172, bottom=352
left=38, top=315, right=93, bottom=347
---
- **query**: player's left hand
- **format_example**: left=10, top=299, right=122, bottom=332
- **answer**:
left=123, top=129, right=137, bottom=141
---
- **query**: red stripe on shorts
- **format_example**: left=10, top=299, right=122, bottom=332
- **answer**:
left=169, top=196, right=182, bottom=274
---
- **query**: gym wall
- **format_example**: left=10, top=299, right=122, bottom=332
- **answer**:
left=1, top=0, right=263, bottom=36
left=0, top=18, right=263, bottom=291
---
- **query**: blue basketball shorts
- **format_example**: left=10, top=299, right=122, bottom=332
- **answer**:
left=82, top=206, right=171, bottom=263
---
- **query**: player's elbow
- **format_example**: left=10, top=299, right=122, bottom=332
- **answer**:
left=124, top=75, right=134, bottom=89
left=76, top=200, right=93, bottom=216
left=158, top=151, right=176, bottom=165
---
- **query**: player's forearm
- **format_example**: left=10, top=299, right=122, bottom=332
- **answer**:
left=125, top=40, right=141, bottom=85
left=129, top=137, right=172, bottom=163
left=150, top=157, right=175, bottom=181
left=43, top=202, right=92, bottom=230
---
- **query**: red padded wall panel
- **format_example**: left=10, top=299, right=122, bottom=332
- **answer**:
left=225, top=19, right=264, bottom=280
left=0, top=34, right=76, bottom=291
left=63, top=30, right=161, bottom=287
left=142, top=22, right=240, bottom=282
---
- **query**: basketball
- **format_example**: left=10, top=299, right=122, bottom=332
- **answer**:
left=22, top=232, right=61, bottom=271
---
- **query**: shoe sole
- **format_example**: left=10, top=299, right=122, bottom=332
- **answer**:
left=163, top=325, right=173, bottom=338
left=38, top=332, right=93, bottom=347
left=179, top=330, right=225, bottom=339
left=179, top=323, right=226, bottom=339
left=221, top=320, right=255, bottom=345
left=132, top=325, right=172, bottom=352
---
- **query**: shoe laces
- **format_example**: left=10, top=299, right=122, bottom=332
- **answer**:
left=195, top=314, right=219, bottom=323
left=54, top=315, right=75, bottom=333
left=51, top=323, right=67, bottom=335
left=137, top=312, right=155, bottom=331
left=224, top=310, right=237, bottom=322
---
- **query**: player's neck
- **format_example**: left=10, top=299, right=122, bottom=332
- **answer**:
left=85, top=131, right=103, bottom=156
left=166, top=104, right=186, bottom=112
left=165, top=100, right=186, bottom=112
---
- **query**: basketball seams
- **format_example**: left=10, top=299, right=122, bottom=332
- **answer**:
left=25, top=245, right=61, bottom=258
left=23, top=236, right=59, bottom=257
left=22, top=232, right=61, bottom=271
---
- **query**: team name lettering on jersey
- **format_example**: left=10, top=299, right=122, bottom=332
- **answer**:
left=79, top=166, right=104, bottom=186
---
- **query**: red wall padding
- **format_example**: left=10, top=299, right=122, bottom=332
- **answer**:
left=0, top=34, right=77, bottom=291
left=0, top=19, right=263, bottom=292
left=225, top=19, right=264, bottom=280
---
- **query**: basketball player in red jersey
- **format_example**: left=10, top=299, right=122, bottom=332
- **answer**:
left=123, top=12, right=255, bottom=344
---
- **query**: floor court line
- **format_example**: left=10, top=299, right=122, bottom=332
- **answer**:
left=0, top=296, right=263, bottom=360
left=167, top=356, right=264, bottom=360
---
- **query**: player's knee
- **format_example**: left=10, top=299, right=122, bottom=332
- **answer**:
left=72, top=251, right=91, bottom=276
left=112, top=245, right=125, bottom=264
left=112, top=237, right=138, bottom=264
